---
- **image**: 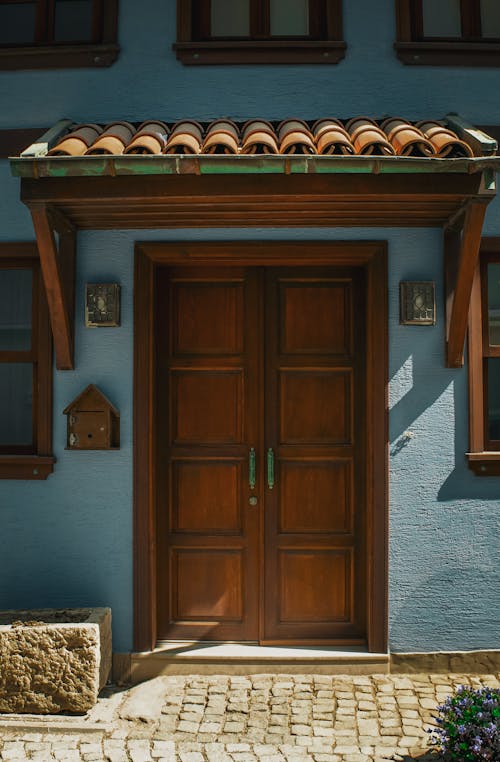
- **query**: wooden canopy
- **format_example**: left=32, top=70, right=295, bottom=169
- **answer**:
left=12, top=149, right=499, bottom=371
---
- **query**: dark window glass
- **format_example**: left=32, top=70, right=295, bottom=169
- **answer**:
left=422, top=0, right=461, bottom=38
left=211, top=0, right=249, bottom=37
left=270, top=0, right=309, bottom=36
left=481, top=0, right=500, bottom=38
left=0, top=3, right=36, bottom=44
left=54, top=0, right=93, bottom=42
left=487, top=358, right=500, bottom=441
left=0, top=269, right=32, bottom=351
left=0, top=363, right=33, bottom=446
left=487, top=263, right=500, bottom=346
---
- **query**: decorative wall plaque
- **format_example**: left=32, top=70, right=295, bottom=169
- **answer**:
left=85, top=284, right=120, bottom=327
left=400, top=281, right=436, bottom=325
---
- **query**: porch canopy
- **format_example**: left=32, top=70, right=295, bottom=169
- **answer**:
left=10, top=114, right=500, bottom=370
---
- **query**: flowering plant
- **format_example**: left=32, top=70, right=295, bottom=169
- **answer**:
left=427, top=685, right=500, bottom=761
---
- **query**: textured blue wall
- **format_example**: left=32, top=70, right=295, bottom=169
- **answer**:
left=0, top=0, right=499, bottom=653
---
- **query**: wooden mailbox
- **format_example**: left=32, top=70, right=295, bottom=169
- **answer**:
left=63, top=384, right=120, bottom=450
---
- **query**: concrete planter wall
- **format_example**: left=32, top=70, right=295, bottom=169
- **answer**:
left=0, top=607, right=111, bottom=714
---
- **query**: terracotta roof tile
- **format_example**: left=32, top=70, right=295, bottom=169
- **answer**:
left=46, top=117, right=483, bottom=159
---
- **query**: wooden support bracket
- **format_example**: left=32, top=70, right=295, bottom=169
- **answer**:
left=30, top=203, right=75, bottom=370
left=445, top=200, right=487, bottom=368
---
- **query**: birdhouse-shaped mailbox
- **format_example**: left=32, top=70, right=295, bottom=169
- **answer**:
left=63, top=385, right=120, bottom=450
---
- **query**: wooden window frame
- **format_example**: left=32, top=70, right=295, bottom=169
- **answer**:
left=395, top=0, right=500, bottom=66
left=174, top=0, right=346, bottom=65
left=0, top=0, right=119, bottom=70
left=0, top=243, right=55, bottom=479
left=467, top=239, right=500, bottom=475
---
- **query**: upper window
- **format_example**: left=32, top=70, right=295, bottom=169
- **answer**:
left=395, top=0, right=500, bottom=66
left=0, top=244, right=54, bottom=480
left=0, top=0, right=119, bottom=70
left=174, top=0, right=345, bottom=65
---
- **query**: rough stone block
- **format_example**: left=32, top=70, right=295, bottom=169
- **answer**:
left=0, top=607, right=111, bottom=714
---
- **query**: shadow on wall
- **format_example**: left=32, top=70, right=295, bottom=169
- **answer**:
left=390, top=340, right=500, bottom=501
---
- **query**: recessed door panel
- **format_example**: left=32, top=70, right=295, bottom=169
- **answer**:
left=171, top=460, right=242, bottom=533
left=171, top=370, right=243, bottom=444
left=172, top=549, right=244, bottom=621
left=279, top=550, right=352, bottom=623
left=280, top=281, right=351, bottom=355
left=173, top=282, right=244, bottom=355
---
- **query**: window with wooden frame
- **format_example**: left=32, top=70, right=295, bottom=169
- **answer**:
left=174, top=0, right=345, bottom=65
left=467, top=241, right=500, bottom=475
left=0, top=243, right=54, bottom=479
left=0, top=0, right=119, bottom=70
left=395, top=0, right=500, bottom=66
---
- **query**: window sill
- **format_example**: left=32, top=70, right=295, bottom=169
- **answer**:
left=467, top=452, right=500, bottom=476
left=395, top=41, right=500, bottom=67
left=174, top=40, right=346, bottom=65
left=0, top=455, right=56, bottom=480
left=0, top=43, right=120, bottom=71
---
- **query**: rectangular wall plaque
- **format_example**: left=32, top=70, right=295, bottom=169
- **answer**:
left=85, top=284, right=120, bottom=327
left=400, top=281, right=436, bottom=325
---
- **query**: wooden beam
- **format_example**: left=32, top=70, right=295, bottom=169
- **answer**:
left=445, top=201, right=487, bottom=368
left=30, top=204, right=74, bottom=370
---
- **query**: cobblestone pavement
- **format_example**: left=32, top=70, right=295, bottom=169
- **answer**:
left=0, top=673, right=499, bottom=762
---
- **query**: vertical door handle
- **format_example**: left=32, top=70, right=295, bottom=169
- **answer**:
left=249, top=447, right=256, bottom=490
left=267, top=448, right=275, bottom=490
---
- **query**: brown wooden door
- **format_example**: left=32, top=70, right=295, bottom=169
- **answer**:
left=156, top=264, right=366, bottom=645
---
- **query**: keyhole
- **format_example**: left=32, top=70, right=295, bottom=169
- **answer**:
left=87, top=433, right=93, bottom=439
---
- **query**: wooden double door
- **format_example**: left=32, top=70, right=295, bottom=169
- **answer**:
left=156, top=264, right=367, bottom=645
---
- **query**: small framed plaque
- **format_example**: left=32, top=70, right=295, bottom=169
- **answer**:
left=85, top=284, right=120, bottom=327
left=400, top=281, right=436, bottom=326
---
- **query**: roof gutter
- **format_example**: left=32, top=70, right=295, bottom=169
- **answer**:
left=9, top=153, right=500, bottom=180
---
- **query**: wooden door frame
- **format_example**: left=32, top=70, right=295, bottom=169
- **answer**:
left=134, top=241, right=388, bottom=653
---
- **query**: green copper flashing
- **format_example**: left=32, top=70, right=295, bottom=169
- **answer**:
left=10, top=153, right=500, bottom=179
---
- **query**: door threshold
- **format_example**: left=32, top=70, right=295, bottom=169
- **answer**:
left=119, top=642, right=390, bottom=684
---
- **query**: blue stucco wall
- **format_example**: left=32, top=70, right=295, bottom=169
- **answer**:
left=0, top=0, right=499, bottom=653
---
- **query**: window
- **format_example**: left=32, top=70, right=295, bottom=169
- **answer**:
left=0, top=244, right=54, bottom=479
left=467, top=242, right=500, bottom=475
left=174, top=0, right=345, bottom=65
left=0, top=0, right=119, bottom=70
left=395, top=0, right=500, bottom=66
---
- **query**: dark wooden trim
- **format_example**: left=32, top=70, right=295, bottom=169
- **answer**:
left=446, top=201, right=487, bottom=368
left=133, top=249, right=157, bottom=652
left=0, top=43, right=120, bottom=70
left=30, top=204, right=74, bottom=370
left=134, top=241, right=388, bottom=653
left=0, top=456, right=55, bottom=480
left=395, top=40, right=500, bottom=66
left=174, top=39, right=346, bottom=64
left=0, top=128, right=47, bottom=160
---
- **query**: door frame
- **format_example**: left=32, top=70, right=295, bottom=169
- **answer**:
left=134, top=241, right=388, bottom=653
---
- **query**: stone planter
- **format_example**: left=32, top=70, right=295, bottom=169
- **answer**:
left=0, top=607, right=111, bottom=714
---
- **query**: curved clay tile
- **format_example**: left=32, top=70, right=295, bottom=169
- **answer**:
left=277, top=119, right=316, bottom=155
left=347, top=118, right=395, bottom=156
left=48, top=124, right=103, bottom=157
left=416, top=121, right=474, bottom=158
left=241, top=120, right=278, bottom=154
left=164, top=120, right=203, bottom=154
left=125, top=121, right=169, bottom=155
left=202, top=120, right=239, bottom=154
left=381, top=118, right=435, bottom=157
left=313, top=119, right=354, bottom=155
left=85, top=121, right=135, bottom=156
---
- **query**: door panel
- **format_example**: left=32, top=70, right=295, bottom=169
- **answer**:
left=156, top=267, right=261, bottom=641
left=156, top=264, right=366, bottom=645
left=263, top=268, right=366, bottom=643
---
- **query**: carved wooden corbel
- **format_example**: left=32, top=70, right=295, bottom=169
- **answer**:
left=30, top=203, right=76, bottom=370
left=444, top=200, right=487, bottom=368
